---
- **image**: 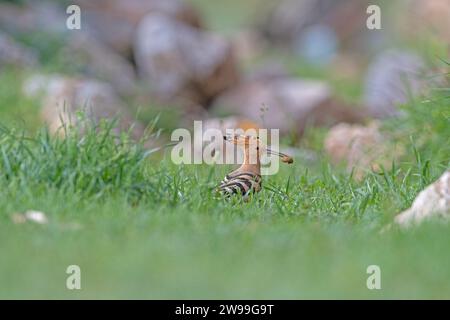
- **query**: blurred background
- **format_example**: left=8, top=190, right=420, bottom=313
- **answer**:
left=0, top=0, right=449, bottom=300
left=0, top=0, right=448, bottom=155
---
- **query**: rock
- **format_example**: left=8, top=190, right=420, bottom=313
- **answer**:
left=12, top=210, right=49, bottom=225
left=0, top=3, right=136, bottom=94
left=408, top=0, right=450, bottom=42
left=0, top=1, right=67, bottom=36
left=324, top=122, right=391, bottom=179
left=364, top=50, right=427, bottom=118
left=245, top=61, right=290, bottom=83
left=61, top=33, right=138, bottom=96
left=25, top=210, right=49, bottom=225
left=22, top=74, right=145, bottom=140
left=231, top=30, right=267, bottom=63
left=134, top=13, right=238, bottom=107
left=74, top=0, right=203, bottom=57
left=260, top=0, right=326, bottom=44
left=212, top=78, right=367, bottom=137
left=0, top=31, right=38, bottom=68
left=213, top=79, right=329, bottom=132
left=259, top=0, right=374, bottom=55
left=395, top=171, right=450, bottom=227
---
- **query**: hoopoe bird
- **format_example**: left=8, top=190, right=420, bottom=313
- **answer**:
left=218, top=134, right=293, bottom=198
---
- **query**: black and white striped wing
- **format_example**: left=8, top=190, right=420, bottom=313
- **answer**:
left=218, top=172, right=262, bottom=197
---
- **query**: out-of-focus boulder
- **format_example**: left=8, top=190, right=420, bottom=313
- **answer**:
left=395, top=171, right=450, bottom=227
left=0, top=1, right=67, bottom=36
left=0, top=31, right=38, bottom=68
left=364, top=50, right=427, bottom=118
left=259, top=0, right=375, bottom=60
left=245, top=61, right=290, bottom=83
left=324, top=122, right=393, bottom=179
left=134, top=13, right=238, bottom=108
left=62, top=34, right=138, bottom=97
left=212, top=78, right=367, bottom=136
left=231, top=30, right=267, bottom=63
left=0, top=2, right=137, bottom=95
left=408, top=0, right=450, bottom=42
left=74, top=0, right=203, bottom=57
left=22, top=74, right=145, bottom=140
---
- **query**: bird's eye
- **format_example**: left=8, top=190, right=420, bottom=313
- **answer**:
left=256, top=147, right=259, bottom=150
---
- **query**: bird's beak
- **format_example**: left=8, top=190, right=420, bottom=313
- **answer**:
left=267, top=148, right=294, bottom=164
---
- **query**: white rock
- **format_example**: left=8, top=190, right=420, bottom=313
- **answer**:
left=395, top=171, right=450, bottom=227
left=24, top=210, right=49, bottom=225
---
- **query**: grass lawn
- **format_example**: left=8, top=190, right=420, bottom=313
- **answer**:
left=0, top=61, right=449, bottom=299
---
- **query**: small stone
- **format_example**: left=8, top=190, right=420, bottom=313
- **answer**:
left=24, top=210, right=49, bottom=224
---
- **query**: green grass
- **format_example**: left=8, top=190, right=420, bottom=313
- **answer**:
left=0, top=78, right=449, bottom=298
left=0, top=69, right=41, bottom=132
left=189, top=0, right=272, bottom=36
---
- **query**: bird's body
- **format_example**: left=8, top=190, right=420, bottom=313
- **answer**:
left=217, top=134, right=293, bottom=198
left=219, top=171, right=262, bottom=197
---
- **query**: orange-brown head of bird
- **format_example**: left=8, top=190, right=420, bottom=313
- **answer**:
left=223, top=134, right=293, bottom=174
